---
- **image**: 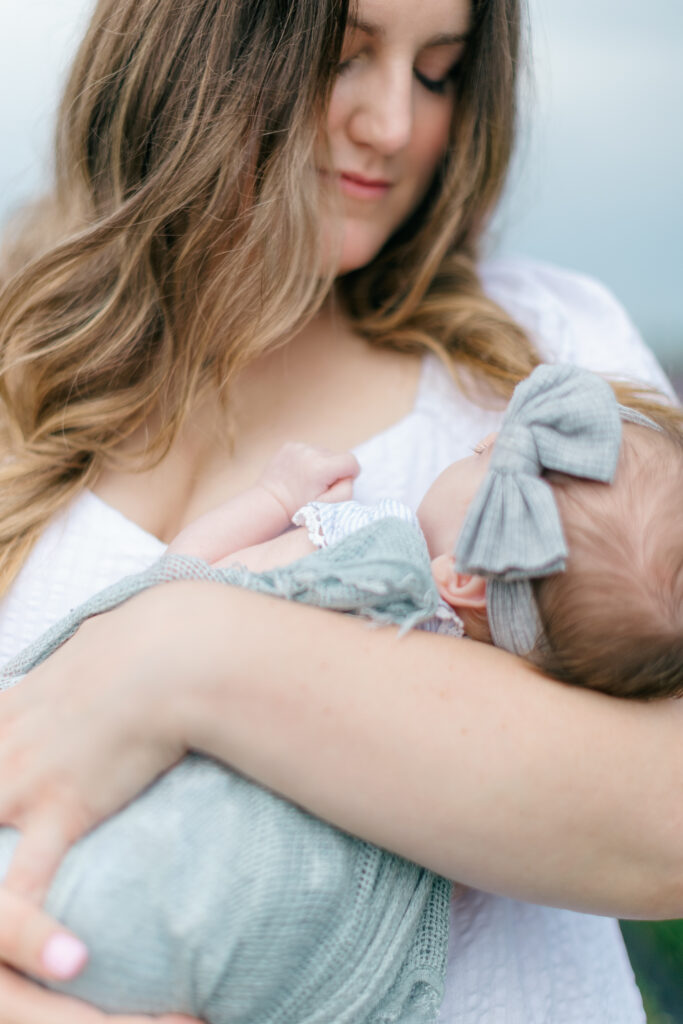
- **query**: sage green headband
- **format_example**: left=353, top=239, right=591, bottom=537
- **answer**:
left=454, top=363, right=659, bottom=656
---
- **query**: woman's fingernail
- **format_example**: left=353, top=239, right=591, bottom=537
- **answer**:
left=41, top=933, right=89, bottom=978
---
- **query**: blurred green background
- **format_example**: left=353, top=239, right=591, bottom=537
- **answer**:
left=621, top=921, right=683, bottom=1023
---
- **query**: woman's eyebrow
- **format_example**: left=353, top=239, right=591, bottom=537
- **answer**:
left=347, top=17, right=469, bottom=47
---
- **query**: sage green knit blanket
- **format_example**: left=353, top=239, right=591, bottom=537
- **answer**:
left=0, top=517, right=450, bottom=1023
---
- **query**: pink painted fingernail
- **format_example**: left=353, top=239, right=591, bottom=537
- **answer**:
left=41, top=933, right=89, bottom=979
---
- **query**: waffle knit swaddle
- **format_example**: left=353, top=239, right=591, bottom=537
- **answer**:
left=0, top=517, right=450, bottom=1023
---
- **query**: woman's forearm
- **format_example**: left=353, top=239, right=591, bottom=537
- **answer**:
left=158, top=581, right=683, bottom=919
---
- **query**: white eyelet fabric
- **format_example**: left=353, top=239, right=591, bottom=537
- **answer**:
left=1, top=259, right=668, bottom=1022
left=292, top=498, right=464, bottom=637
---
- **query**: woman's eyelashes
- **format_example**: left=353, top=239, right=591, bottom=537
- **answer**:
left=336, top=52, right=460, bottom=95
left=335, top=55, right=357, bottom=76
left=413, top=67, right=458, bottom=95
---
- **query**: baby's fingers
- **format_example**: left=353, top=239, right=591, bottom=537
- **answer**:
left=326, top=452, right=360, bottom=483
left=0, top=889, right=88, bottom=983
left=317, top=477, right=355, bottom=504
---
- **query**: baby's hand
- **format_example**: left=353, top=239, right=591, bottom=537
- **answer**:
left=259, top=443, right=360, bottom=519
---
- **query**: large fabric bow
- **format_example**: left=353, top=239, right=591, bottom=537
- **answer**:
left=454, top=364, right=623, bottom=655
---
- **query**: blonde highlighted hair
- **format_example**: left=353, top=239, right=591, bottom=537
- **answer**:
left=0, top=0, right=665, bottom=598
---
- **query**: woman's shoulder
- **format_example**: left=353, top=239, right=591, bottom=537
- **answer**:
left=480, top=257, right=674, bottom=397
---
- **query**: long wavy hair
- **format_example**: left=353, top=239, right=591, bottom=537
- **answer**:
left=0, top=0, right=675, bottom=592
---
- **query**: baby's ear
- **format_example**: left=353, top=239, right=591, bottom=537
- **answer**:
left=431, top=555, right=487, bottom=611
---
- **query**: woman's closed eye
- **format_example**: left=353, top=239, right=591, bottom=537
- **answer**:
left=335, top=47, right=462, bottom=96
left=335, top=54, right=360, bottom=76
left=414, top=65, right=460, bottom=96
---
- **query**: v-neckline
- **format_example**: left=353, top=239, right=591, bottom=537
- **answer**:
left=84, top=356, right=432, bottom=545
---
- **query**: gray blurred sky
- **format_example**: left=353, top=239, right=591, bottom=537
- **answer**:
left=1, top=0, right=682, bottom=371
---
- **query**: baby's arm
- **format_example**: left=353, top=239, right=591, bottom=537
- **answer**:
left=167, top=444, right=359, bottom=564
left=212, top=525, right=318, bottom=572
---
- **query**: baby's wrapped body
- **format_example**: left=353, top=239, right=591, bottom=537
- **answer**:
left=0, top=519, right=451, bottom=1024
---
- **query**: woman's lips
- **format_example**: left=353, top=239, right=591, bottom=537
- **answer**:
left=322, top=170, right=392, bottom=200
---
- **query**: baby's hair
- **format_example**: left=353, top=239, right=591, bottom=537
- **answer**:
left=532, top=399, right=683, bottom=700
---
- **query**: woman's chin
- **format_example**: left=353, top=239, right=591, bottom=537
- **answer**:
left=322, top=226, right=389, bottom=278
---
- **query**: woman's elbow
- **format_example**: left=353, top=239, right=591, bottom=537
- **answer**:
left=627, top=829, right=683, bottom=921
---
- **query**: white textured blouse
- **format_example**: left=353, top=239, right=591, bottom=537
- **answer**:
left=0, top=259, right=672, bottom=1023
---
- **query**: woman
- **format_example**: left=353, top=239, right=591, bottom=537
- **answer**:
left=0, top=0, right=680, bottom=1021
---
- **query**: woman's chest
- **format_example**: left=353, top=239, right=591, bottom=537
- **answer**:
left=94, top=351, right=429, bottom=542
left=93, top=355, right=504, bottom=541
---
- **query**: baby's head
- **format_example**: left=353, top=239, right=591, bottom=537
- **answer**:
left=532, top=415, right=683, bottom=698
left=417, top=365, right=683, bottom=700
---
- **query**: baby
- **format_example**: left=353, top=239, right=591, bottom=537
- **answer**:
left=169, top=362, right=683, bottom=700
left=1, top=363, right=680, bottom=1024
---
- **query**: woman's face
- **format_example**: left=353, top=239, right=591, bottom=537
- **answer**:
left=319, top=0, right=471, bottom=275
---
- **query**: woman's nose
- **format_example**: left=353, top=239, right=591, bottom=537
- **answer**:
left=348, top=68, right=413, bottom=155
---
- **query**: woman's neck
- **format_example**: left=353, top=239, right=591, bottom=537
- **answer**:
left=227, top=299, right=370, bottom=436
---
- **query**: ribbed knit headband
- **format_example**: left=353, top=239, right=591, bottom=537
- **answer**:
left=454, top=363, right=659, bottom=656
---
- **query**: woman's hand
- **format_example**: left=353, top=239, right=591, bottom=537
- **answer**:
left=0, top=605, right=186, bottom=906
left=0, top=962, right=200, bottom=1024
left=0, top=889, right=201, bottom=1022
left=0, top=887, right=86, bottom=981
left=1, top=569, right=681, bottom=935
left=0, top=597, right=200, bottom=1021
